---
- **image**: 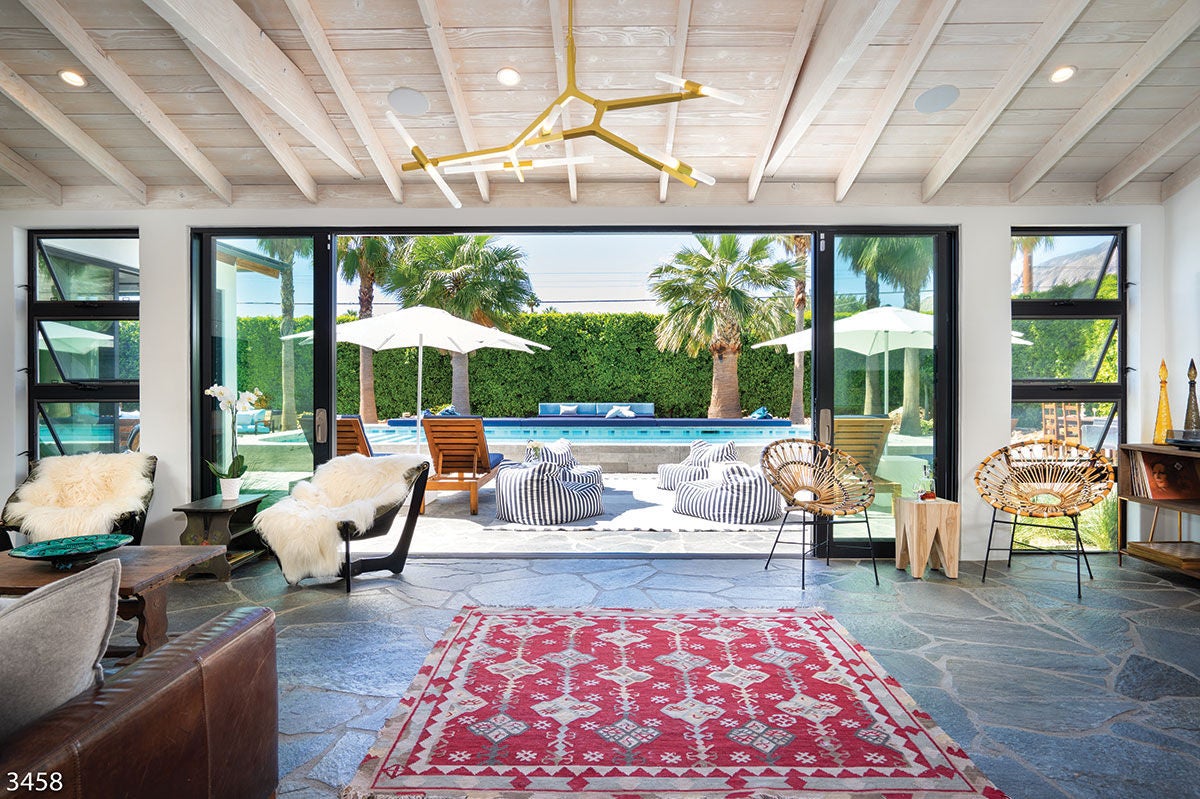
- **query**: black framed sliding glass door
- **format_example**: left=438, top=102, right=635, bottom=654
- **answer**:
left=193, top=231, right=336, bottom=505
left=811, top=228, right=958, bottom=556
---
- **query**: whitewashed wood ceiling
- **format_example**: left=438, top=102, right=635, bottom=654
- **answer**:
left=0, top=0, right=1197, bottom=208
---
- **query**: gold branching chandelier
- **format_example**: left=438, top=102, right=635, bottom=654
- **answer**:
left=386, top=0, right=743, bottom=207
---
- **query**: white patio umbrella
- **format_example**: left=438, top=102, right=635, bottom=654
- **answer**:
left=753, top=306, right=1029, bottom=409
left=334, top=306, right=549, bottom=450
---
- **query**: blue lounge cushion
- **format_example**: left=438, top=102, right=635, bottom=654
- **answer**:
left=489, top=452, right=504, bottom=470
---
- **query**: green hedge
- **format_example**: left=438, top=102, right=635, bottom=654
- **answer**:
left=335, top=312, right=803, bottom=418
left=234, top=311, right=941, bottom=420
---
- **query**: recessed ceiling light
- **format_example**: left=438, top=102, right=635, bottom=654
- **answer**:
left=914, top=84, right=959, bottom=114
left=57, top=69, right=87, bottom=87
left=1049, top=65, right=1077, bottom=83
left=387, top=87, right=429, bottom=115
left=496, top=67, right=521, bottom=87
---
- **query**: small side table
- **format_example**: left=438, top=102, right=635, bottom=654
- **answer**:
left=894, top=497, right=961, bottom=579
left=174, top=493, right=267, bottom=580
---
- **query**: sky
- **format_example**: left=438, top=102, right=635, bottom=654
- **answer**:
left=219, top=229, right=1103, bottom=318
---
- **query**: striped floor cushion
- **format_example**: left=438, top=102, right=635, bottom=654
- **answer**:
left=525, top=440, right=604, bottom=488
left=674, top=464, right=783, bottom=524
left=495, top=462, right=605, bottom=525
left=656, top=463, right=708, bottom=491
left=657, top=440, right=739, bottom=490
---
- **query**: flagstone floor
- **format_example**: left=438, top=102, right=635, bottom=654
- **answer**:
left=118, top=553, right=1200, bottom=799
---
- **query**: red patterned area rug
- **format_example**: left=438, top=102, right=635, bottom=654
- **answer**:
left=342, top=607, right=1007, bottom=799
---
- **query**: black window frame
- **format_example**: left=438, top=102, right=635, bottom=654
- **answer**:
left=1010, top=226, right=1126, bottom=549
left=26, top=229, right=140, bottom=458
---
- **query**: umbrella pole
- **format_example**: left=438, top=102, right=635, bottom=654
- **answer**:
left=416, top=335, right=424, bottom=453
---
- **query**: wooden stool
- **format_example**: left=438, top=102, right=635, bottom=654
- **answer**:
left=895, top=497, right=960, bottom=579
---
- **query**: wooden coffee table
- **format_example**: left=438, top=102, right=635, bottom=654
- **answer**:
left=0, top=545, right=225, bottom=657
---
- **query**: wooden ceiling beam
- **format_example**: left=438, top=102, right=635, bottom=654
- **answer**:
left=282, top=0, right=402, bottom=203
left=1009, top=0, right=1200, bottom=202
left=921, top=0, right=1090, bottom=202
left=415, top=0, right=489, bottom=202
left=834, top=0, right=957, bottom=202
left=758, top=0, right=899, bottom=188
left=19, top=0, right=231, bottom=204
left=657, top=0, right=693, bottom=204
left=1098, top=93, right=1200, bottom=202
left=0, top=58, right=146, bottom=203
left=140, top=0, right=362, bottom=179
left=187, top=44, right=318, bottom=203
left=745, top=0, right=824, bottom=202
left=0, top=139, right=62, bottom=204
left=1162, top=152, right=1200, bottom=201
left=548, top=0, right=578, bottom=202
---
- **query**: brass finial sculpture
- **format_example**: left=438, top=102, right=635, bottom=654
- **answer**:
left=1154, top=359, right=1172, bottom=444
left=1186, top=358, right=1199, bottom=431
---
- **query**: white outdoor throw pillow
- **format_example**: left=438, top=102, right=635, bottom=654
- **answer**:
left=0, top=559, right=120, bottom=740
left=605, top=405, right=636, bottom=418
left=559, top=404, right=579, bottom=416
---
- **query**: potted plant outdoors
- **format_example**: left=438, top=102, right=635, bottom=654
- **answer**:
left=205, top=384, right=264, bottom=500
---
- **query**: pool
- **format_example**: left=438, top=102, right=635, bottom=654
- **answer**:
left=265, top=418, right=807, bottom=446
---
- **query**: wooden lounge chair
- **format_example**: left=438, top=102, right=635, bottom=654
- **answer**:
left=833, top=416, right=899, bottom=498
left=337, top=415, right=381, bottom=457
left=421, top=417, right=505, bottom=514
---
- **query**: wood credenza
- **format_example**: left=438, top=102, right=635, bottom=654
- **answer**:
left=1117, top=443, right=1200, bottom=576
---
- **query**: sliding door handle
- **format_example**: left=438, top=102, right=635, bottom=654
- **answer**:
left=315, top=408, right=328, bottom=444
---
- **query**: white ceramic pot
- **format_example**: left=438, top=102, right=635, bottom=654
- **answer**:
left=219, top=477, right=242, bottom=501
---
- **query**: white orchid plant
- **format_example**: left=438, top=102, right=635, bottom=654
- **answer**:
left=204, top=383, right=264, bottom=480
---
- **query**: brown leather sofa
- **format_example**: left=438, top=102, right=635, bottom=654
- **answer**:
left=0, top=606, right=278, bottom=799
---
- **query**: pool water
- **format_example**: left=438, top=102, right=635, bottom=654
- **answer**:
left=376, top=422, right=811, bottom=445
left=265, top=421, right=811, bottom=446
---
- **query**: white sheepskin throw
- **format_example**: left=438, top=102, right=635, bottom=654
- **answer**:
left=4, top=452, right=154, bottom=543
left=255, top=453, right=427, bottom=585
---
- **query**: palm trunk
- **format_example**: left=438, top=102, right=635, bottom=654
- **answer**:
left=279, top=265, right=297, bottom=430
left=901, top=283, right=923, bottom=434
left=359, top=347, right=378, bottom=423
left=864, top=354, right=882, bottom=414
left=709, top=351, right=741, bottom=418
left=900, top=347, right=921, bottom=434
left=357, top=272, right=377, bottom=423
left=450, top=351, right=471, bottom=415
left=1021, top=247, right=1034, bottom=294
left=789, top=278, right=807, bottom=422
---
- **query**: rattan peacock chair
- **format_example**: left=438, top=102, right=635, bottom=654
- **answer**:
left=760, top=438, right=879, bottom=588
left=974, top=438, right=1114, bottom=598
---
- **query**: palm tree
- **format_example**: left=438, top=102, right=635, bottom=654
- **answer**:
left=337, top=235, right=405, bottom=423
left=775, top=234, right=811, bottom=422
left=382, top=235, right=537, bottom=414
left=837, top=236, right=885, bottom=414
left=1012, top=235, right=1055, bottom=295
left=839, top=237, right=934, bottom=434
left=257, top=237, right=313, bottom=431
left=649, top=234, right=802, bottom=418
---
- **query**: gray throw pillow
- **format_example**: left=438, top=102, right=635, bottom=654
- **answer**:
left=0, top=559, right=120, bottom=741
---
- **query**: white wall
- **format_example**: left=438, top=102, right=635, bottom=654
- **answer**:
left=1163, top=181, right=1200, bottom=541
left=0, top=201, right=1167, bottom=555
